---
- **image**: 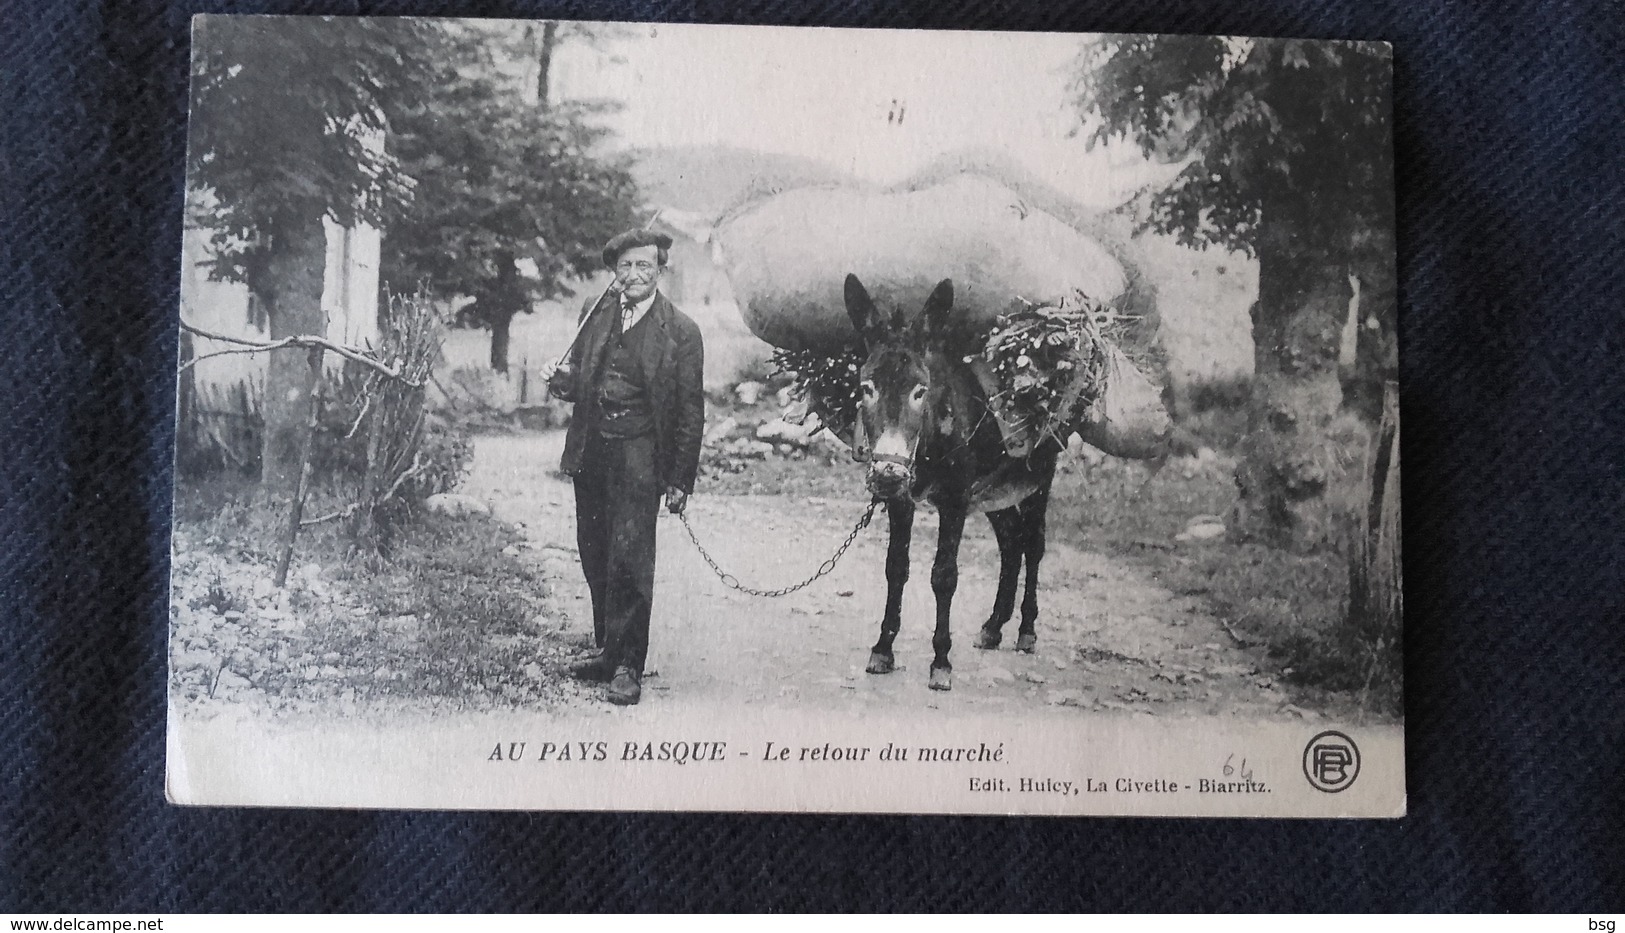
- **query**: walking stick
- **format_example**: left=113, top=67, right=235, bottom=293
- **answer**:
left=549, top=280, right=623, bottom=371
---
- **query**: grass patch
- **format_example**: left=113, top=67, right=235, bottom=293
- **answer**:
left=1178, top=374, right=1253, bottom=451
left=170, top=476, right=579, bottom=714
left=1048, top=456, right=1398, bottom=717
left=340, top=514, right=541, bottom=631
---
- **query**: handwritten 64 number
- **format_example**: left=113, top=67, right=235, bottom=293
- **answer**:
left=1196, top=753, right=1269, bottom=794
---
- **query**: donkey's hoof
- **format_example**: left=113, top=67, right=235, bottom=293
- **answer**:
left=866, top=651, right=896, bottom=674
left=973, top=626, right=1002, bottom=650
left=928, top=666, right=953, bottom=691
left=1015, top=632, right=1037, bottom=653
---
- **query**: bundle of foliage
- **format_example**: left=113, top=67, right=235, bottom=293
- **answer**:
left=281, top=289, right=469, bottom=549
left=769, top=347, right=866, bottom=440
left=976, top=292, right=1114, bottom=445
left=770, top=292, right=1152, bottom=454
left=340, top=289, right=459, bottom=548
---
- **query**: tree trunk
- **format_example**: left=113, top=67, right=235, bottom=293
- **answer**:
left=1347, top=380, right=1401, bottom=639
left=274, top=346, right=326, bottom=588
left=486, top=251, right=524, bottom=374
left=490, top=310, right=513, bottom=374
left=1348, top=228, right=1398, bottom=424
left=1232, top=226, right=1350, bottom=552
left=259, top=212, right=328, bottom=497
left=536, top=21, right=558, bottom=111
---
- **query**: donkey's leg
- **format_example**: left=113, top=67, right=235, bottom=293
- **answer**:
left=1015, top=481, right=1053, bottom=654
left=974, top=508, right=1023, bottom=650
left=928, top=503, right=968, bottom=690
left=868, top=497, right=914, bottom=674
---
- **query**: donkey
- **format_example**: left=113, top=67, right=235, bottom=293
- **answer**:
left=844, top=274, right=1059, bottom=691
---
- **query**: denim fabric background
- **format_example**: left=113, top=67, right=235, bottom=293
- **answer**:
left=3, top=0, right=1622, bottom=912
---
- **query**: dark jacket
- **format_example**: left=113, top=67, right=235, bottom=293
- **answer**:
left=551, top=290, right=706, bottom=494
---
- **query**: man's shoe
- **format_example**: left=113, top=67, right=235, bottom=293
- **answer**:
left=606, top=666, right=641, bottom=706
left=569, top=656, right=615, bottom=682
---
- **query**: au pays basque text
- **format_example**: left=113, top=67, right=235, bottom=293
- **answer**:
left=486, top=739, right=1004, bottom=767
left=485, top=739, right=1269, bottom=795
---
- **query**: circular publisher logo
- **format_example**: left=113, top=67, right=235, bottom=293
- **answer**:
left=1303, top=730, right=1361, bottom=793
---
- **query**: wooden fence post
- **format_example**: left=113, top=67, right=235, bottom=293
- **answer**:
left=348, top=377, right=388, bottom=548
left=1348, top=380, right=1401, bottom=636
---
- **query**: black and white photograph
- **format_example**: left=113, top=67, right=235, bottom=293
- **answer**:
left=166, top=16, right=1402, bottom=816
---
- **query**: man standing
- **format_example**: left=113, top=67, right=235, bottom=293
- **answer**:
left=542, top=229, right=705, bottom=706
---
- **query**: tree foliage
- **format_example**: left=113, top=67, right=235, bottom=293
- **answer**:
left=1074, top=37, right=1394, bottom=552
left=1073, top=36, right=1392, bottom=258
left=186, top=16, right=451, bottom=290
left=188, top=16, right=464, bottom=495
left=378, top=22, right=641, bottom=370
left=379, top=25, right=640, bottom=307
left=187, top=16, right=643, bottom=376
left=185, top=15, right=645, bottom=481
left=526, top=20, right=638, bottom=109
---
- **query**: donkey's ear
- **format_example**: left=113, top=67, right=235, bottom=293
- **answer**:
left=921, top=278, right=955, bottom=339
left=844, top=274, right=881, bottom=346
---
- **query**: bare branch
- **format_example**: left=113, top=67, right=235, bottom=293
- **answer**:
left=300, top=503, right=359, bottom=527
left=178, top=344, right=285, bottom=373
left=179, top=319, right=424, bottom=387
left=383, top=451, right=429, bottom=503
left=344, top=376, right=380, bottom=440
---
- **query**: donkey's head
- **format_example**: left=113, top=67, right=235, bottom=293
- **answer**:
left=844, top=273, right=955, bottom=501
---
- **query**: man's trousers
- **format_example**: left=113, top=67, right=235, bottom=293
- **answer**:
left=572, top=431, right=660, bottom=673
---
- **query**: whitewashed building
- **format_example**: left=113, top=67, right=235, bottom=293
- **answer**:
left=179, top=216, right=382, bottom=393
left=176, top=209, right=381, bottom=470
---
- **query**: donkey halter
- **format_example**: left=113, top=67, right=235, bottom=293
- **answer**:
left=854, top=401, right=927, bottom=478
left=868, top=451, right=917, bottom=469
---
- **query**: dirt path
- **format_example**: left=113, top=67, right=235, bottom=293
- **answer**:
left=465, top=432, right=1312, bottom=719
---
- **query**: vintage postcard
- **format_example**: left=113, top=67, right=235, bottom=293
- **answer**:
left=167, top=16, right=1402, bottom=816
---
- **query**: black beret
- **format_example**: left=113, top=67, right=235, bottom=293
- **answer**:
left=602, top=229, right=674, bottom=267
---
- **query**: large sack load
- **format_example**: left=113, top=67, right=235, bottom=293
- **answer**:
left=1074, top=343, right=1173, bottom=460
left=713, top=175, right=1130, bottom=354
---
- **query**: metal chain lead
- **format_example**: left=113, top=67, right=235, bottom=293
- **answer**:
left=677, top=499, right=879, bottom=598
